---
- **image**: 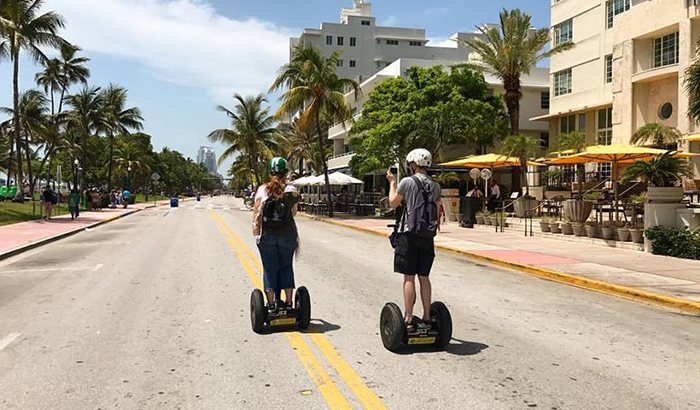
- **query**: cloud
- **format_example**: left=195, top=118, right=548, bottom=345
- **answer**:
left=379, top=15, right=398, bottom=26
left=427, top=37, right=457, bottom=49
left=45, top=0, right=296, bottom=103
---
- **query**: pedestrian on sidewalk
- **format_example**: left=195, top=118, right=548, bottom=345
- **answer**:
left=252, top=157, right=300, bottom=311
left=41, top=186, right=56, bottom=220
left=122, top=188, right=131, bottom=209
left=109, top=190, right=117, bottom=209
left=386, top=148, right=442, bottom=330
left=68, top=189, right=80, bottom=220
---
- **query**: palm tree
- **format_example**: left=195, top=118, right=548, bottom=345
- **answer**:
left=631, top=123, right=681, bottom=149
left=208, top=94, right=279, bottom=186
left=101, top=84, right=143, bottom=191
left=270, top=44, right=360, bottom=217
left=458, top=9, right=573, bottom=134
left=685, top=44, right=700, bottom=123
left=35, top=58, right=61, bottom=114
left=36, top=43, right=89, bottom=115
left=501, top=134, right=539, bottom=196
left=0, top=0, right=67, bottom=201
left=114, top=139, right=150, bottom=189
left=557, top=131, right=587, bottom=198
left=277, top=120, right=324, bottom=175
left=65, top=86, right=104, bottom=184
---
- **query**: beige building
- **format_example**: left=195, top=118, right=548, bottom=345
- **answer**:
left=538, top=0, right=700, bottom=176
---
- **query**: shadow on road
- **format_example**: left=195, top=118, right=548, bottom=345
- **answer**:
left=394, top=337, right=489, bottom=356
left=303, top=318, right=341, bottom=334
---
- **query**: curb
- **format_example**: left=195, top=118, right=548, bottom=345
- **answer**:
left=302, top=214, right=700, bottom=316
left=0, top=204, right=161, bottom=262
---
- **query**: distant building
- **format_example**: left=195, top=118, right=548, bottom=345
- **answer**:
left=197, top=146, right=217, bottom=175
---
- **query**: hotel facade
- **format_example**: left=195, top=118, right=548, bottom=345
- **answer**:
left=539, top=0, right=700, bottom=175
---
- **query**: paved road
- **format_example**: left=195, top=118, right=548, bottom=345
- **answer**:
left=0, top=196, right=698, bottom=409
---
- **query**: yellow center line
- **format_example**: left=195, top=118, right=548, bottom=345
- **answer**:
left=210, top=211, right=352, bottom=410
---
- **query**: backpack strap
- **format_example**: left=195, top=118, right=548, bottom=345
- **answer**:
left=410, top=175, right=430, bottom=197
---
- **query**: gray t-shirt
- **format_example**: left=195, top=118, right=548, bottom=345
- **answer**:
left=396, top=173, right=441, bottom=233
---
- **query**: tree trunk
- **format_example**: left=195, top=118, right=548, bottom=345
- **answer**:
left=107, top=133, right=114, bottom=192
left=315, top=114, right=333, bottom=218
left=248, top=154, right=259, bottom=189
left=12, top=50, right=24, bottom=202
left=7, top=130, right=14, bottom=187
left=504, top=80, right=522, bottom=135
left=25, top=141, right=35, bottom=199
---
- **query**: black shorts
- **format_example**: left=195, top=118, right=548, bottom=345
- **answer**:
left=394, top=233, right=435, bottom=277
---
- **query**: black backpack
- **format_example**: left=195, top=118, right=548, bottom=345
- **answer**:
left=409, top=175, right=438, bottom=238
left=262, top=196, right=290, bottom=229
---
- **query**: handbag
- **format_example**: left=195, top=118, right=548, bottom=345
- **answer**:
left=389, top=204, right=405, bottom=249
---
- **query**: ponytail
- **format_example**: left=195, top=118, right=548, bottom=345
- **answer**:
left=266, top=174, right=286, bottom=200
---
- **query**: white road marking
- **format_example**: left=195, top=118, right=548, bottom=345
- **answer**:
left=0, top=264, right=103, bottom=274
left=92, top=264, right=104, bottom=271
left=0, top=333, right=21, bottom=351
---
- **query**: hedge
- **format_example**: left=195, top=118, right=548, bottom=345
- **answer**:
left=645, top=226, right=700, bottom=260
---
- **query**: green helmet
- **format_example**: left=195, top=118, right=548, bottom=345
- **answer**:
left=269, top=157, right=288, bottom=175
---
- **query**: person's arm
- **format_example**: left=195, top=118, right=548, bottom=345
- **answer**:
left=386, top=170, right=403, bottom=209
left=252, top=197, right=263, bottom=236
left=436, top=199, right=443, bottom=232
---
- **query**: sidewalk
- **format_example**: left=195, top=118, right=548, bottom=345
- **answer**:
left=305, top=214, right=700, bottom=313
left=0, top=201, right=167, bottom=259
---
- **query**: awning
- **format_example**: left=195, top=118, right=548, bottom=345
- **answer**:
left=529, top=101, right=613, bottom=122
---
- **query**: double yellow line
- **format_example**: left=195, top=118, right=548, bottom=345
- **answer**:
left=210, top=211, right=386, bottom=410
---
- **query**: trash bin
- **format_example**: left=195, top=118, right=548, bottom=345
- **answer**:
left=196, top=195, right=201, bottom=202
left=460, top=196, right=482, bottom=228
left=170, top=197, right=179, bottom=208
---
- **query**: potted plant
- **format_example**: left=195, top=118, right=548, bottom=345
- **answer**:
left=622, top=151, right=692, bottom=203
left=561, top=218, right=574, bottom=235
left=572, top=221, right=586, bottom=237
left=585, top=221, right=599, bottom=238
left=501, top=134, right=540, bottom=217
left=618, top=223, right=631, bottom=242
left=630, top=228, right=644, bottom=243
left=549, top=219, right=562, bottom=234
left=539, top=218, right=551, bottom=233
left=483, top=211, right=493, bottom=225
left=601, top=221, right=616, bottom=240
left=493, top=211, right=508, bottom=227
left=475, top=211, right=486, bottom=225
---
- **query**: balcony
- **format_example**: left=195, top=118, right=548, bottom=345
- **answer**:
left=328, top=113, right=363, bottom=140
left=328, top=151, right=355, bottom=171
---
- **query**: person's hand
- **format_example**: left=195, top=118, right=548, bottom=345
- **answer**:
left=386, top=169, right=395, bottom=184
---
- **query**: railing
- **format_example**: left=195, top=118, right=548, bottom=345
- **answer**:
left=329, top=151, right=356, bottom=160
left=496, top=197, right=546, bottom=237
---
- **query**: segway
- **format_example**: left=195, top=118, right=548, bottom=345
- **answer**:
left=250, top=287, right=311, bottom=334
left=380, top=301, right=452, bottom=352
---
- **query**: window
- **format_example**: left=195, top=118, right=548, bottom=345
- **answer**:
left=349, top=60, right=356, bottom=68
left=540, top=132, right=550, bottom=150
left=658, top=102, right=673, bottom=120
left=597, top=107, right=613, bottom=178
left=560, top=115, right=576, bottom=134
left=605, top=54, right=613, bottom=84
left=653, top=32, right=679, bottom=68
left=554, top=69, right=572, bottom=96
left=361, top=20, right=371, bottom=26
left=337, top=36, right=344, bottom=46
left=553, top=19, right=573, bottom=46
left=350, top=37, right=356, bottom=47
left=336, top=59, right=344, bottom=67
left=326, top=35, right=333, bottom=45
left=606, top=0, right=630, bottom=29
left=578, top=113, right=586, bottom=132
left=386, top=39, right=399, bottom=45
left=409, top=41, right=422, bottom=46
left=541, top=91, right=550, bottom=109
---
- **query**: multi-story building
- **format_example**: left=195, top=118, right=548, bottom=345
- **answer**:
left=537, top=0, right=700, bottom=176
left=291, top=0, right=550, bottom=173
left=197, top=146, right=218, bottom=175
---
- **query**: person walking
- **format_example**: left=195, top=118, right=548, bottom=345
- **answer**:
left=122, top=188, right=131, bottom=209
left=67, top=189, right=80, bottom=220
left=386, top=148, right=442, bottom=329
left=252, top=157, right=300, bottom=311
left=41, top=186, right=57, bottom=220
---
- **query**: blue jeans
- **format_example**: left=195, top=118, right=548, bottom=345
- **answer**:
left=257, top=228, right=297, bottom=297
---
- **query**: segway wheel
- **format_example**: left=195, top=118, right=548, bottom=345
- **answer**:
left=380, top=303, right=405, bottom=352
left=295, top=286, right=311, bottom=329
left=250, top=289, right=266, bottom=334
left=430, top=301, right=452, bottom=348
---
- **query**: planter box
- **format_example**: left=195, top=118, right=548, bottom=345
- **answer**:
left=563, top=200, right=594, bottom=223
left=539, top=220, right=550, bottom=233
left=618, top=227, right=631, bottom=242
left=549, top=222, right=562, bottom=234
left=475, top=215, right=485, bottom=224
left=514, top=198, right=539, bottom=218
left=561, top=222, right=574, bottom=235
left=647, top=186, right=684, bottom=203
left=585, top=224, right=599, bottom=238
left=630, top=229, right=644, bottom=244
left=572, top=223, right=586, bottom=237
left=484, top=216, right=493, bottom=225
left=601, top=226, right=616, bottom=240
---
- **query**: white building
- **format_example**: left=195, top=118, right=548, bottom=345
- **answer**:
left=197, top=146, right=217, bottom=175
left=291, top=0, right=551, bottom=173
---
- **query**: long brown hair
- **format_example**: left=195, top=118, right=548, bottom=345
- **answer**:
left=266, top=173, right=286, bottom=200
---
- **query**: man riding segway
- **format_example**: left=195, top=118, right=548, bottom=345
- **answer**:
left=381, top=148, right=452, bottom=351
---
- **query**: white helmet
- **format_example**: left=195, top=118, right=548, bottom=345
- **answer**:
left=406, top=148, right=432, bottom=168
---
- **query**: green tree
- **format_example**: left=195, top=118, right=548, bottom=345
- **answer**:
left=0, top=0, right=67, bottom=200
left=350, top=66, right=508, bottom=176
left=270, top=44, right=360, bottom=217
left=458, top=9, right=573, bottom=134
left=631, top=123, right=681, bottom=149
left=500, top=134, right=539, bottom=196
left=277, top=120, right=327, bottom=175
left=685, top=44, right=700, bottom=123
left=208, top=94, right=278, bottom=186
left=101, top=84, right=143, bottom=192
left=65, top=86, right=105, bottom=187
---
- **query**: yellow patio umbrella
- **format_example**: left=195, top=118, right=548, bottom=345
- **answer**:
left=439, top=153, right=543, bottom=168
left=682, top=133, right=700, bottom=142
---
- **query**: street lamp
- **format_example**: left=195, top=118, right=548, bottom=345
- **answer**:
left=127, top=166, right=132, bottom=189
left=73, top=159, right=80, bottom=191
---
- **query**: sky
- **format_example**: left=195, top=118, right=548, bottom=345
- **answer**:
left=0, top=0, right=550, bottom=174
